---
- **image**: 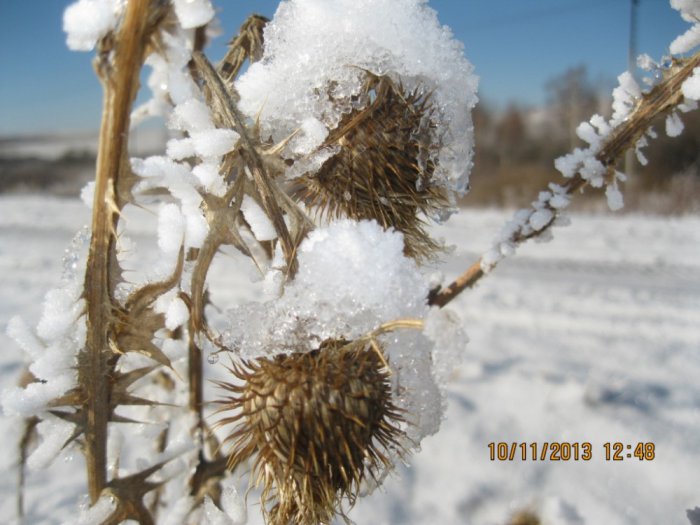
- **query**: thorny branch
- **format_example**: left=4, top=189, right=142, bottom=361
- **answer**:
left=192, top=51, right=303, bottom=275
left=429, top=51, right=700, bottom=308
left=82, top=0, right=155, bottom=503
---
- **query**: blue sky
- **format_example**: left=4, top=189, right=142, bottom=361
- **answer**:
left=0, top=0, right=690, bottom=135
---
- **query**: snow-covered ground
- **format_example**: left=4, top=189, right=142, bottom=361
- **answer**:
left=0, top=195, right=698, bottom=524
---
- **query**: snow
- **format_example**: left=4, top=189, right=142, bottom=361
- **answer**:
left=423, top=307, right=468, bottom=384
left=203, top=496, right=234, bottom=525
left=682, top=67, right=700, bottom=100
left=612, top=72, right=641, bottom=125
left=671, top=24, right=700, bottom=55
left=666, top=112, right=685, bottom=137
left=70, top=495, right=117, bottom=525
left=605, top=184, right=625, bottom=211
left=166, top=137, right=195, bottom=161
left=27, top=416, right=76, bottom=470
left=240, top=196, right=277, bottom=242
left=79, top=181, right=95, bottom=209
left=190, top=129, right=240, bottom=159
left=165, top=296, right=189, bottom=330
left=170, top=99, right=215, bottom=133
left=192, top=162, right=227, bottom=196
left=1, top=196, right=700, bottom=524
left=236, top=0, right=478, bottom=193
left=529, top=208, right=553, bottom=231
left=289, top=117, right=330, bottom=156
left=220, top=477, right=247, bottom=524
left=63, top=0, right=118, bottom=51
left=224, top=219, right=429, bottom=359
left=224, top=219, right=447, bottom=447
left=157, top=203, right=185, bottom=254
left=172, top=0, right=215, bottom=30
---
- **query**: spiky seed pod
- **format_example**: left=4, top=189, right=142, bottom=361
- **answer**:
left=214, top=339, right=405, bottom=525
left=290, top=75, right=449, bottom=261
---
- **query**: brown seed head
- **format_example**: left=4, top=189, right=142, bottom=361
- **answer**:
left=214, top=339, right=405, bottom=525
left=290, top=75, right=449, bottom=261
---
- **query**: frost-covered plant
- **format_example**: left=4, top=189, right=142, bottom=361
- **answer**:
left=3, top=0, right=700, bottom=524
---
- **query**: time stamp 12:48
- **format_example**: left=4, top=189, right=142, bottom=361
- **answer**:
left=487, top=442, right=656, bottom=461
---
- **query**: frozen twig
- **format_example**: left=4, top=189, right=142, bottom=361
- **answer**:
left=429, top=51, right=700, bottom=308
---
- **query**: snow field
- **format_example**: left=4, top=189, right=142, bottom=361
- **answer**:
left=1, top=196, right=698, bottom=524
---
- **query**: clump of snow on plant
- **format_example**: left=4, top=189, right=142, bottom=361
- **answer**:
left=225, top=220, right=428, bottom=356
left=683, top=68, right=700, bottom=100
left=131, top=22, right=209, bottom=126
left=241, top=196, right=277, bottom=241
left=2, top=221, right=92, bottom=418
left=225, top=219, right=462, bottom=442
left=27, top=416, right=76, bottom=470
left=423, top=307, right=468, bottom=384
left=63, top=0, right=120, bottom=51
left=2, top=283, right=84, bottom=417
left=202, top=478, right=247, bottom=525
left=131, top=156, right=209, bottom=255
left=70, top=495, right=118, bottom=525
left=172, top=0, right=215, bottom=29
left=236, top=0, right=478, bottom=193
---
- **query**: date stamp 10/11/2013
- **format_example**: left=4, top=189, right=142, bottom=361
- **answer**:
left=488, top=442, right=656, bottom=462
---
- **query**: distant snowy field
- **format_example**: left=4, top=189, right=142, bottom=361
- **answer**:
left=1, top=195, right=699, bottom=525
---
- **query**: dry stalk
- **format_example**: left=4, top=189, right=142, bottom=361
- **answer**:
left=429, top=51, right=700, bottom=308
left=81, top=0, right=155, bottom=502
left=219, top=14, right=269, bottom=83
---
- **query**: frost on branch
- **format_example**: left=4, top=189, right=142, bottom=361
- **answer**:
left=471, top=6, right=700, bottom=278
left=63, top=0, right=120, bottom=51
left=670, top=0, right=700, bottom=55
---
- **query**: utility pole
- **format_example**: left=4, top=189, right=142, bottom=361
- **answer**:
left=628, top=0, right=639, bottom=76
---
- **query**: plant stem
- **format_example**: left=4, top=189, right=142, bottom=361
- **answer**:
left=82, top=0, right=151, bottom=503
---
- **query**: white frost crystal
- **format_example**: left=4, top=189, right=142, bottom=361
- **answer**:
left=63, top=0, right=119, bottom=51
left=172, top=0, right=216, bottom=30
left=158, top=203, right=186, bottom=254
left=682, top=68, right=700, bottom=100
left=423, top=307, right=468, bottom=384
left=28, top=416, right=76, bottom=470
left=666, top=111, right=684, bottom=137
left=241, top=195, right=277, bottom=241
left=165, top=296, right=190, bottom=330
left=69, top=496, right=118, bottom=525
left=190, top=129, right=240, bottom=159
left=670, top=0, right=700, bottom=54
left=236, top=0, right=478, bottom=192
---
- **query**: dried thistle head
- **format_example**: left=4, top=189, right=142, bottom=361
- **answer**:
left=290, top=75, right=449, bottom=261
left=215, top=339, right=405, bottom=525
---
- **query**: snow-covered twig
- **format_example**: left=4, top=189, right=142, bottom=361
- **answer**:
left=430, top=50, right=700, bottom=308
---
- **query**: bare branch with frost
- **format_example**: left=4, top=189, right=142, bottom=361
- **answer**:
left=430, top=50, right=700, bottom=308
